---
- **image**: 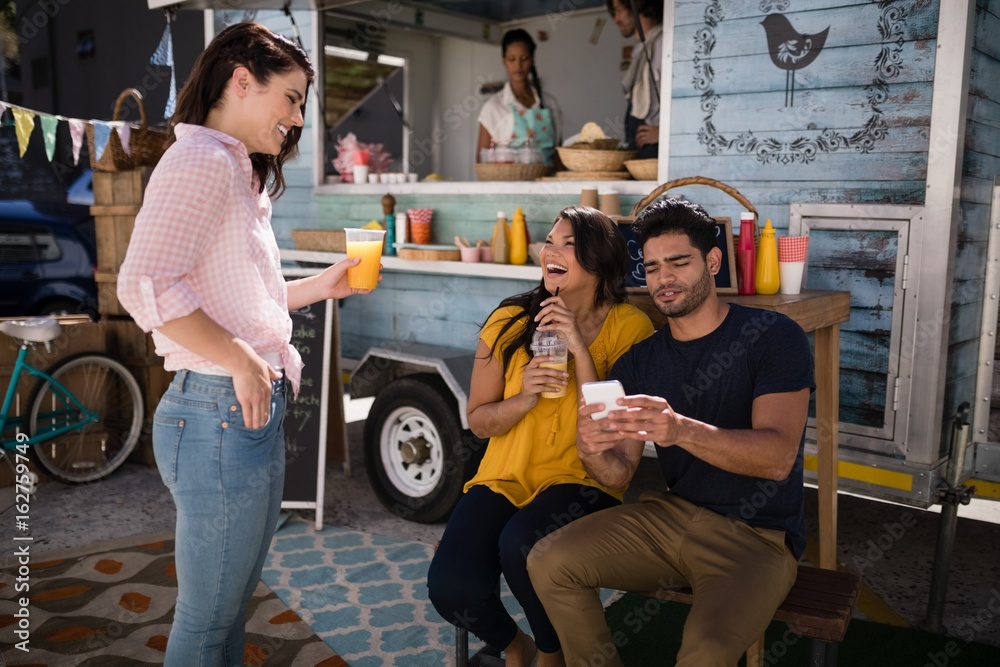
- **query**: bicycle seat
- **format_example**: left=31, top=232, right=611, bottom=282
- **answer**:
left=0, top=318, right=62, bottom=343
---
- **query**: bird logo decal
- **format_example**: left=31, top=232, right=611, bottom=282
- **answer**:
left=761, top=13, right=830, bottom=107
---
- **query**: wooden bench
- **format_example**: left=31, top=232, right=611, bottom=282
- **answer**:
left=455, top=564, right=861, bottom=667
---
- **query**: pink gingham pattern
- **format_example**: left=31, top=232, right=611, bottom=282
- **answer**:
left=117, top=124, right=303, bottom=393
left=778, top=235, right=810, bottom=263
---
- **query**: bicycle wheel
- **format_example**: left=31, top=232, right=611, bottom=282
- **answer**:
left=28, top=354, right=143, bottom=483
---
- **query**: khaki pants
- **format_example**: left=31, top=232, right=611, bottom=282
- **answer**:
left=527, top=492, right=797, bottom=667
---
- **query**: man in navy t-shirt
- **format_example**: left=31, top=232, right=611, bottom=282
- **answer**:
left=528, top=198, right=814, bottom=667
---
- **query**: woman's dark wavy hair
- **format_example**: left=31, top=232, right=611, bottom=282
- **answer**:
left=502, top=29, right=546, bottom=110
left=167, top=22, right=315, bottom=199
left=486, top=206, right=629, bottom=372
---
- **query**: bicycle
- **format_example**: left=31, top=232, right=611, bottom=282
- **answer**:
left=0, top=318, right=143, bottom=487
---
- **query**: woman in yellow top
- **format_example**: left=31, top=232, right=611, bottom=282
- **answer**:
left=427, top=206, right=654, bottom=667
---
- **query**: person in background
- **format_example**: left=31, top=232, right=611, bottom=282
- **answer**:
left=477, top=29, right=563, bottom=165
left=117, top=22, right=377, bottom=666
left=528, top=198, right=814, bottom=666
left=428, top=207, right=654, bottom=667
left=607, top=0, right=664, bottom=159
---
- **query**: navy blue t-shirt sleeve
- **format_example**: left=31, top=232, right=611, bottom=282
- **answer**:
left=750, top=313, right=815, bottom=399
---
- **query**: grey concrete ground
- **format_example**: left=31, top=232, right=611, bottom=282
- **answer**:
left=3, top=406, right=999, bottom=649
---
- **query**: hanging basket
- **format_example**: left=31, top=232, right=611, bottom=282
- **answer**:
left=86, top=89, right=169, bottom=173
left=629, top=175, right=760, bottom=240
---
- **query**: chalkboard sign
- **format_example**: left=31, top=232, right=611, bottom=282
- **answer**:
left=281, top=299, right=333, bottom=527
left=614, top=217, right=738, bottom=295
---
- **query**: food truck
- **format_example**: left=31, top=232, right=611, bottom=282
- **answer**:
left=147, top=0, right=1000, bottom=530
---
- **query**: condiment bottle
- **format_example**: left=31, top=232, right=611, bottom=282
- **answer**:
left=737, top=212, right=756, bottom=295
left=395, top=211, right=408, bottom=245
left=491, top=210, right=510, bottom=264
left=755, top=219, right=780, bottom=295
left=382, top=193, right=396, bottom=256
left=509, top=207, right=528, bottom=265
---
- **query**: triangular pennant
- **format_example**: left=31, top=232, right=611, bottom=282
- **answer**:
left=0, top=101, right=7, bottom=120
left=92, top=121, right=113, bottom=161
left=40, top=114, right=59, bottom=162
left=150, top=23, right=174, bottom=67
left=68, top=119, right=86, bottom=165
left=164, top=68, right=177, bottom=120
left=12, top=108, right=36, bottom=158
left=113, top=122, right=132, bottom=156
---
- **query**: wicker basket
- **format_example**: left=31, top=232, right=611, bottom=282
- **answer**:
left=556, top=147, right=636, bottom=173
left=474, top=163, right=554, bottom=182
left=624, top=159, right=657, bottom=181
left=570, top=138, right=622, bottom=150
left=629, top=176, right=760, bottom=241
left=86, top=89, right=169, bottom=173
left=291, top=229, right=347, bottom=253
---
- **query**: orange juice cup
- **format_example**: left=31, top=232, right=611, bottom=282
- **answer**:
left=344, top=228, right=385, bottom=289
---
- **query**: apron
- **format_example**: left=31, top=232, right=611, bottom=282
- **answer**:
left=510, top=103, right=556, bottom=164
left=625, top=101, right=659, bottom=160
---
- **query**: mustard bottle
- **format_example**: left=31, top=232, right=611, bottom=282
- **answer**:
left=509, top=207, right=528, bottom=265
left=491, top=210, right=510, bottom=264
left=755, top=219, right=780, bottom=295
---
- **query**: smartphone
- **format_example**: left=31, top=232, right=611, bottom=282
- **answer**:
left=581, top=380, right=626, bottom=420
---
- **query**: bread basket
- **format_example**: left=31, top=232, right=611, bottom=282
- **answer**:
left=624, top=159, right=658, bottom=181
left=474, top=163, right=554, bottom=182
left=556, top=147, right=636, bottom=172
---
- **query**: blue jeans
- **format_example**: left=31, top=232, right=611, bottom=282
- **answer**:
left=428, top=484, right=620, bottom=653
left=152, top=370, right=286, bottom=667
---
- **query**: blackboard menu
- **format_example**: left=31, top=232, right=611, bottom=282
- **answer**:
left=282, top=299, right=329, bottom=503
left=615, top=217, right=736, bottom=293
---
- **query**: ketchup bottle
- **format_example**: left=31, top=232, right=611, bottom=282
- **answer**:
left=737, top=212, right=756, bottom=295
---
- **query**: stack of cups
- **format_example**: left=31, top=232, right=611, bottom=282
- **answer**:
left=580, top=188, right=599, bottom=209
left=407, top=208, right=434, bottom=244
left=777, top=236, right=809, bottom=295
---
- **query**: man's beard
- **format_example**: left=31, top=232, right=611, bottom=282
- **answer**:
left=653, top=265, right=713, bottom=318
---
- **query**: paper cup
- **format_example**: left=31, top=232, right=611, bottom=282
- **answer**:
left=460, top=246, right=480, bottom=262
left=367, top=174, right=380, bottom=184
left=410, top=221, right=432, bottom=244
left=580, top=188, right=599, bottom=209
left=344, top=228, right=385, bottom=289
left=599, top=191, right=621, bottom=216
left=778, top=261, right=805, bottom=295
left=352, top=164, right=369, bottom=184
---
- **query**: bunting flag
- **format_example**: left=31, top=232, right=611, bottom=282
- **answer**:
left=68, top=119, right=86, bottom=165
left=150, top=18, right=177, bottom=120
left=113, top=122, right=132, bottom=156
left=0, top=101, right=7, bottom=119
left=92, top=121, right=113, bottom=162
left=13, top=108, right=35, bottom=157
left=40, top=114, right=59, bottom=161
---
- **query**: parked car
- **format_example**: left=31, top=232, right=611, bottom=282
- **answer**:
left=0, top=201, right=98, bottom=318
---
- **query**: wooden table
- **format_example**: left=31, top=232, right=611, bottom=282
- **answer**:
left=628, top=290, right=851, bottom=570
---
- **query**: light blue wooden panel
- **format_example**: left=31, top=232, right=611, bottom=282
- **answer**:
left=970, top=50, right=1000, bottom=99
left=949, top=301, right=983, bottom=346
left=670, top=83, right=934, bottom=136
left=967, top=95, right=1000, bottom=131
left=673, top=0, right=938, bottom=36
left=967, top=120, right=1000, bottom=156
left=805, top=227, right=899, bottom=430
left=840, top=330, right=890, bottom=374
left=670, top=153, right=927, bottom=183
left=974, top=5, right=1000, bottom=59
left=672, top=41, right=936, bottom=97
left=962, top=151, right=995, bottom=182
left=337, top=271, right=537, bottom=359
left=953, top=242, right=988, bottom=283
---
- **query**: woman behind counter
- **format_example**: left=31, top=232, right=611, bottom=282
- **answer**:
left=427, top=207, right=654, bottom=666
left=478, top=29, right=562, bottom=165
left=118, top=22, right=376, bottom=665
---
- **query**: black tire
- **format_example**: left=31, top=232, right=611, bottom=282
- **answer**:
left=28, top=353, right=143, bottom=483
left=363, top=374, right=480, bottom=523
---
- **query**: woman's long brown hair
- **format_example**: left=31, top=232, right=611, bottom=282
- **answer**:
left=167, top=22, right=315, bottom=198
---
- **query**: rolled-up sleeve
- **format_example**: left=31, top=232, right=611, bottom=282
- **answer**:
left=117, top=145, right=232, bottom=331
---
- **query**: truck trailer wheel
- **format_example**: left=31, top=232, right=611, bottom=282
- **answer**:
left=363, top=375, right=476, bottom=523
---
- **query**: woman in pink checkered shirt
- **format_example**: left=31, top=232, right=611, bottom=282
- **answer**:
left=118, top=23, right=375, bottom=666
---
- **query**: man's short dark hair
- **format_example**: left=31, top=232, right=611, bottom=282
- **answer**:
left=606, top=0, right=665, bottom=24
left=632, top=198, right=718, bottom=259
